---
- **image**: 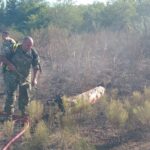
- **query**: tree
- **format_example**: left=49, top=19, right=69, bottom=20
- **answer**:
left=81, top=3, right=105, bottom=32
left=20, top=1, right=51, bottom=31
left=99, top=0, right=136, bottom=30
left=3, top=0, right=50, bottom=32
left=135, top=0, right=150, bottom=34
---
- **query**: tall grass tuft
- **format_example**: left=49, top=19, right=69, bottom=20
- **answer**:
left=23, top=120, right=49, bottom=150
left=48, top=128, right=95, bottom=150
left=133, top=100, right=150, bottom=125
left=27, top=100, right=44, bottom=122
left=131, top=91, right=143, bottom=106
left=106, top=100, right=128, bottom=127
left=3, top=120, right=14, bottom=138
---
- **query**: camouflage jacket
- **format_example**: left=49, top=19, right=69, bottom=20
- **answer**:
left=0, top=38, right=16, bottom=72
left=10, top=44, right=40, bottom=83
left=0, top=38, right=16, bottom=59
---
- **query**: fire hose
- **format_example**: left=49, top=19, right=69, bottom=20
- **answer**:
left=2, top=115, right=30, bottom=150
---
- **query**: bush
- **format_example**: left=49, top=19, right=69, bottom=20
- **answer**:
left=133, top=100, right=150, bottom=125
left=130, top=91, right=143, bottom=106
left=27, top=100, right=44, bottom=122
left=106, top=100, right=128, bottom=127
left=48, top=128, right=95, bottom=150
left=3, top=120, right=14, bottom=138
left=23, top=121, right=49, bottom=150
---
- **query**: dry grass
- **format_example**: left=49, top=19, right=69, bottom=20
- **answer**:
left=1, top=87, right=150, bottom=149
left=3, top=120, right=14, bottom=138
left=27, top=100, right=44, bottom=123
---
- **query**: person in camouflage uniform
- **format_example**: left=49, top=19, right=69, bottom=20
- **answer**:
left=0, top=31, right=16, bottom=72
left=0, top=36, right=41, bottom=116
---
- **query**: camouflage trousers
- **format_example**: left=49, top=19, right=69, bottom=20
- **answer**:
left=3, top=71, right=30, bottom=116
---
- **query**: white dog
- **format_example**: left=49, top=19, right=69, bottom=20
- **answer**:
left=68, top=85, right=105, bottom=105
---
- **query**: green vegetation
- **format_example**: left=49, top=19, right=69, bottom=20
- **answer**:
left=1, top=88, right=150, bottom=149
left=0, top=0, right=150, bottom=33
left=0, top=0, right=150, bottom=149
left=3, top=120, right=14, bottom=137
left=27, top=100, right=44, bottom=123
left=24, top=87, right=150, bottom=149
left=106, top=99, right=129, bottom=128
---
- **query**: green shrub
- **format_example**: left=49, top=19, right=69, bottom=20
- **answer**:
left=131, top=91, right=143, bottom=106
left=25, top=121, right=49, bottom=150
left=106, top=100, right=128, bottom=128
left=48, top=128, right=95, bottom=150
left=27, top=100, right=44, bottom=122
left=3, top=120, right=14, bottom=138
left=133, top=100, right=150, bottom=125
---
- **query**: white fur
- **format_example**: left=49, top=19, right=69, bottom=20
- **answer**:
left=68, top=86, right=105, bottom=104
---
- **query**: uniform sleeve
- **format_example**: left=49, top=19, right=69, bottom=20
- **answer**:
left=31, top=49, right=41, bottom=70
left=0, top=43, right=6, bottom=56
left=0, top=39, right=16, bottom=57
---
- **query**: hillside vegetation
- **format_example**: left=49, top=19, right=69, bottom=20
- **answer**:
left=1, top=88, right=150, bottom=150
left=0, top=0, right=150, bottom=97
left=0, top=0, right=150, bottom=149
